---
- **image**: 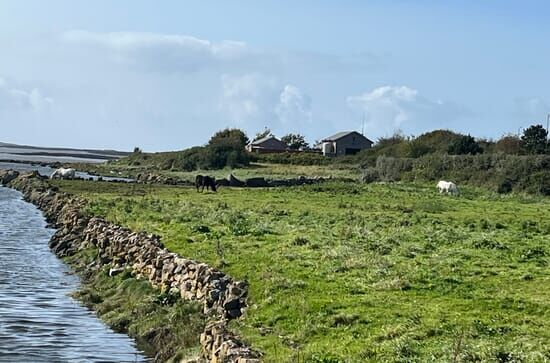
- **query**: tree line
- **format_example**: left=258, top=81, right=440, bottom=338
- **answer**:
left=121, top=124, right=549, bottom=173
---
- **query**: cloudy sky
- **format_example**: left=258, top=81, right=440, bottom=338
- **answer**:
left=1, top=0, right=549, bottom=151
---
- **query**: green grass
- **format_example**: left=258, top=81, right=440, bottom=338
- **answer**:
left=54, top=180, right=550, bottom=362
left=66, top=249, right=205, bottom=362
left=70, top=161, right=361, bottom=181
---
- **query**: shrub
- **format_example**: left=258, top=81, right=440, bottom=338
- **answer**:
left=529, top=171, right=550, bottom=195
left=256, top=152, right=331, bottom=166
left=362, top=168, right=379, bottom=183
left=495, top=135, right=523, bottom=154
left=413, top=129, right=464, bottom=153
left=497, top=178, right=513, bottom=194
left=448, top=135, right=483, bottom=155
left=375, top=156, right=413, bottom=182
left=361, top=154, right=550, bottom=195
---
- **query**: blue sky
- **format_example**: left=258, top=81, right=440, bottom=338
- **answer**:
left=1, top=0, right=549, bottom=150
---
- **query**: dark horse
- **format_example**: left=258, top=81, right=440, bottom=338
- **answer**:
left=195, top=175, right=217, bottom=192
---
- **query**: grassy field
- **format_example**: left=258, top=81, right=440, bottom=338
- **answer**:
left=53, top=180, right=550, bottom=362
left=69, top=161, right=361, bottom=181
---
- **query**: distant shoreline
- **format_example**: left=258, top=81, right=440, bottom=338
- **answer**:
left=7, top=151, right=117, bottom=160
left=0, top=142, right=130, bottom=164
left=0, top=141, right=130, bottom=156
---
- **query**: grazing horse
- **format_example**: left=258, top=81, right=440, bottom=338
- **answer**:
left=50, top=167, right=76, bottom=180
left=195, top=175, right=217, bottom=192
left=437, top=180, right=459, bottom=195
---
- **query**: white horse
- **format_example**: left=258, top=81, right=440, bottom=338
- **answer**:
left=50, top=168, right=76, bottom=180
left=437, top=180, right=459, bottom=195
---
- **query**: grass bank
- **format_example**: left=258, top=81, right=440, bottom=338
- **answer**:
left=54, top=180, right=550, bottom=362
left=66, top=248, right=205, bottom=362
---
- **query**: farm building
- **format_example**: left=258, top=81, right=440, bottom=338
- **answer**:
left=320, top=131, right=373, bottom=156
left=246, top=135, right=288, bottom=154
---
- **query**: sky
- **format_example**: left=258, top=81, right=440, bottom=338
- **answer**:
left=1, top=0, right=549, bottom=151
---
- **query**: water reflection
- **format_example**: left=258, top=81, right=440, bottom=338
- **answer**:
left=0, top=186, right=148, bottom=363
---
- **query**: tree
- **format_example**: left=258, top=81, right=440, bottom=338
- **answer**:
left=521, top=124, right=548, bottom=154
left=281, top=133, right=309, bottom=150
left=254, top=127, right=273, bottom=141
left=132, top=146, right=142, bottom=154
left=208, top=128, right=249, bottom=149
left=448, top=135, right=483, bottom=155
left=206, top=128, right=250, bottom=168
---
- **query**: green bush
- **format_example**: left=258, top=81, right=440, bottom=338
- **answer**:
left=497, top=178, right=513, bottom=194
left=362, top=168, right=379, bottom=183
left=115, top=129, right=251, bottom=171
left=376, top=156, right=413, bottom=182
left=363, top=154, right=550, bottom=195
left=448, top=135, right=483, bottom=155
left=256, top=152, right=332, bottom=166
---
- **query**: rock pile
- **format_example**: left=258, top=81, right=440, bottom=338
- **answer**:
left=1, top=169, right=261, bottom=363
left=216, top=173, right=328, bottom=188
left=136, top=172, right=193, bottom=186
left=0, top=169, right=20, bottom=185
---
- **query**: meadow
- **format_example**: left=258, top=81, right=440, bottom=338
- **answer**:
left=70, top=161, right=361, bottom=181
left=53, top=180, right=550, bottom=362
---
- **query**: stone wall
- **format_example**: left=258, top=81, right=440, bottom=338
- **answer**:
left=135, top=171, right=333, bottom=188
left=216, top=173, right=330, bottom=188
left=1, top=169, right=261, bottom=363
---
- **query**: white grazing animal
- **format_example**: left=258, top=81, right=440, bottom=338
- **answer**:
left=437, top=180, right=459, bottom=195
left=50, top=168, right=76, bottom=180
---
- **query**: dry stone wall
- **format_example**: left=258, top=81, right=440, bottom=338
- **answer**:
left=1, top=170, right=261, bottom=363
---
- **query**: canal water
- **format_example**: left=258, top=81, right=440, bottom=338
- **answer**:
left=0, top=186, right=148, bottom=362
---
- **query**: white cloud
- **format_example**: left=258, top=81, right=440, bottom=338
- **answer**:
left=276, top=85, right=312, bottom=126
left=0, top=29, right=387, bottom=149
left=219, top=73, right=279, bottom=126
left=0, top=77, right=53, bottom=112
left=62, top=30, right=252, bottom=73
left=347, top=86, right=465, bottom=137
left=219, top=75, right=315, bottom=136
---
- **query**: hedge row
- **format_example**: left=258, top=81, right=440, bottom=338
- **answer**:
left=362, top=154, right=550, bottom=195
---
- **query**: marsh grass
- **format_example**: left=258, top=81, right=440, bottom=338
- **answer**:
left=54, top=180, right=550, bottom=362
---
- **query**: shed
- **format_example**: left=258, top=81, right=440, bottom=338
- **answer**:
left=246, top=136, right=288, bottom=154
left=321, top=131, right=373, bottom=156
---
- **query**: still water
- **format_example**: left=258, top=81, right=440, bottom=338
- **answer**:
left=0, top=162, right=133, bottom=182
left=0, top=186, right=148, bottom=362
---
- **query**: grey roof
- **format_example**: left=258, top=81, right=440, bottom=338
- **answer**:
left=250, top=135, right=287, bottom=150
left=250, top=135, right=281, bottom=145
left=322, top=131, right=373, bottom=143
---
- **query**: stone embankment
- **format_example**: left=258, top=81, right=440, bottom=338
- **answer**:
left=135, top=171, right=332, bottom=188
left=0, top=169, right=261, bottom=363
